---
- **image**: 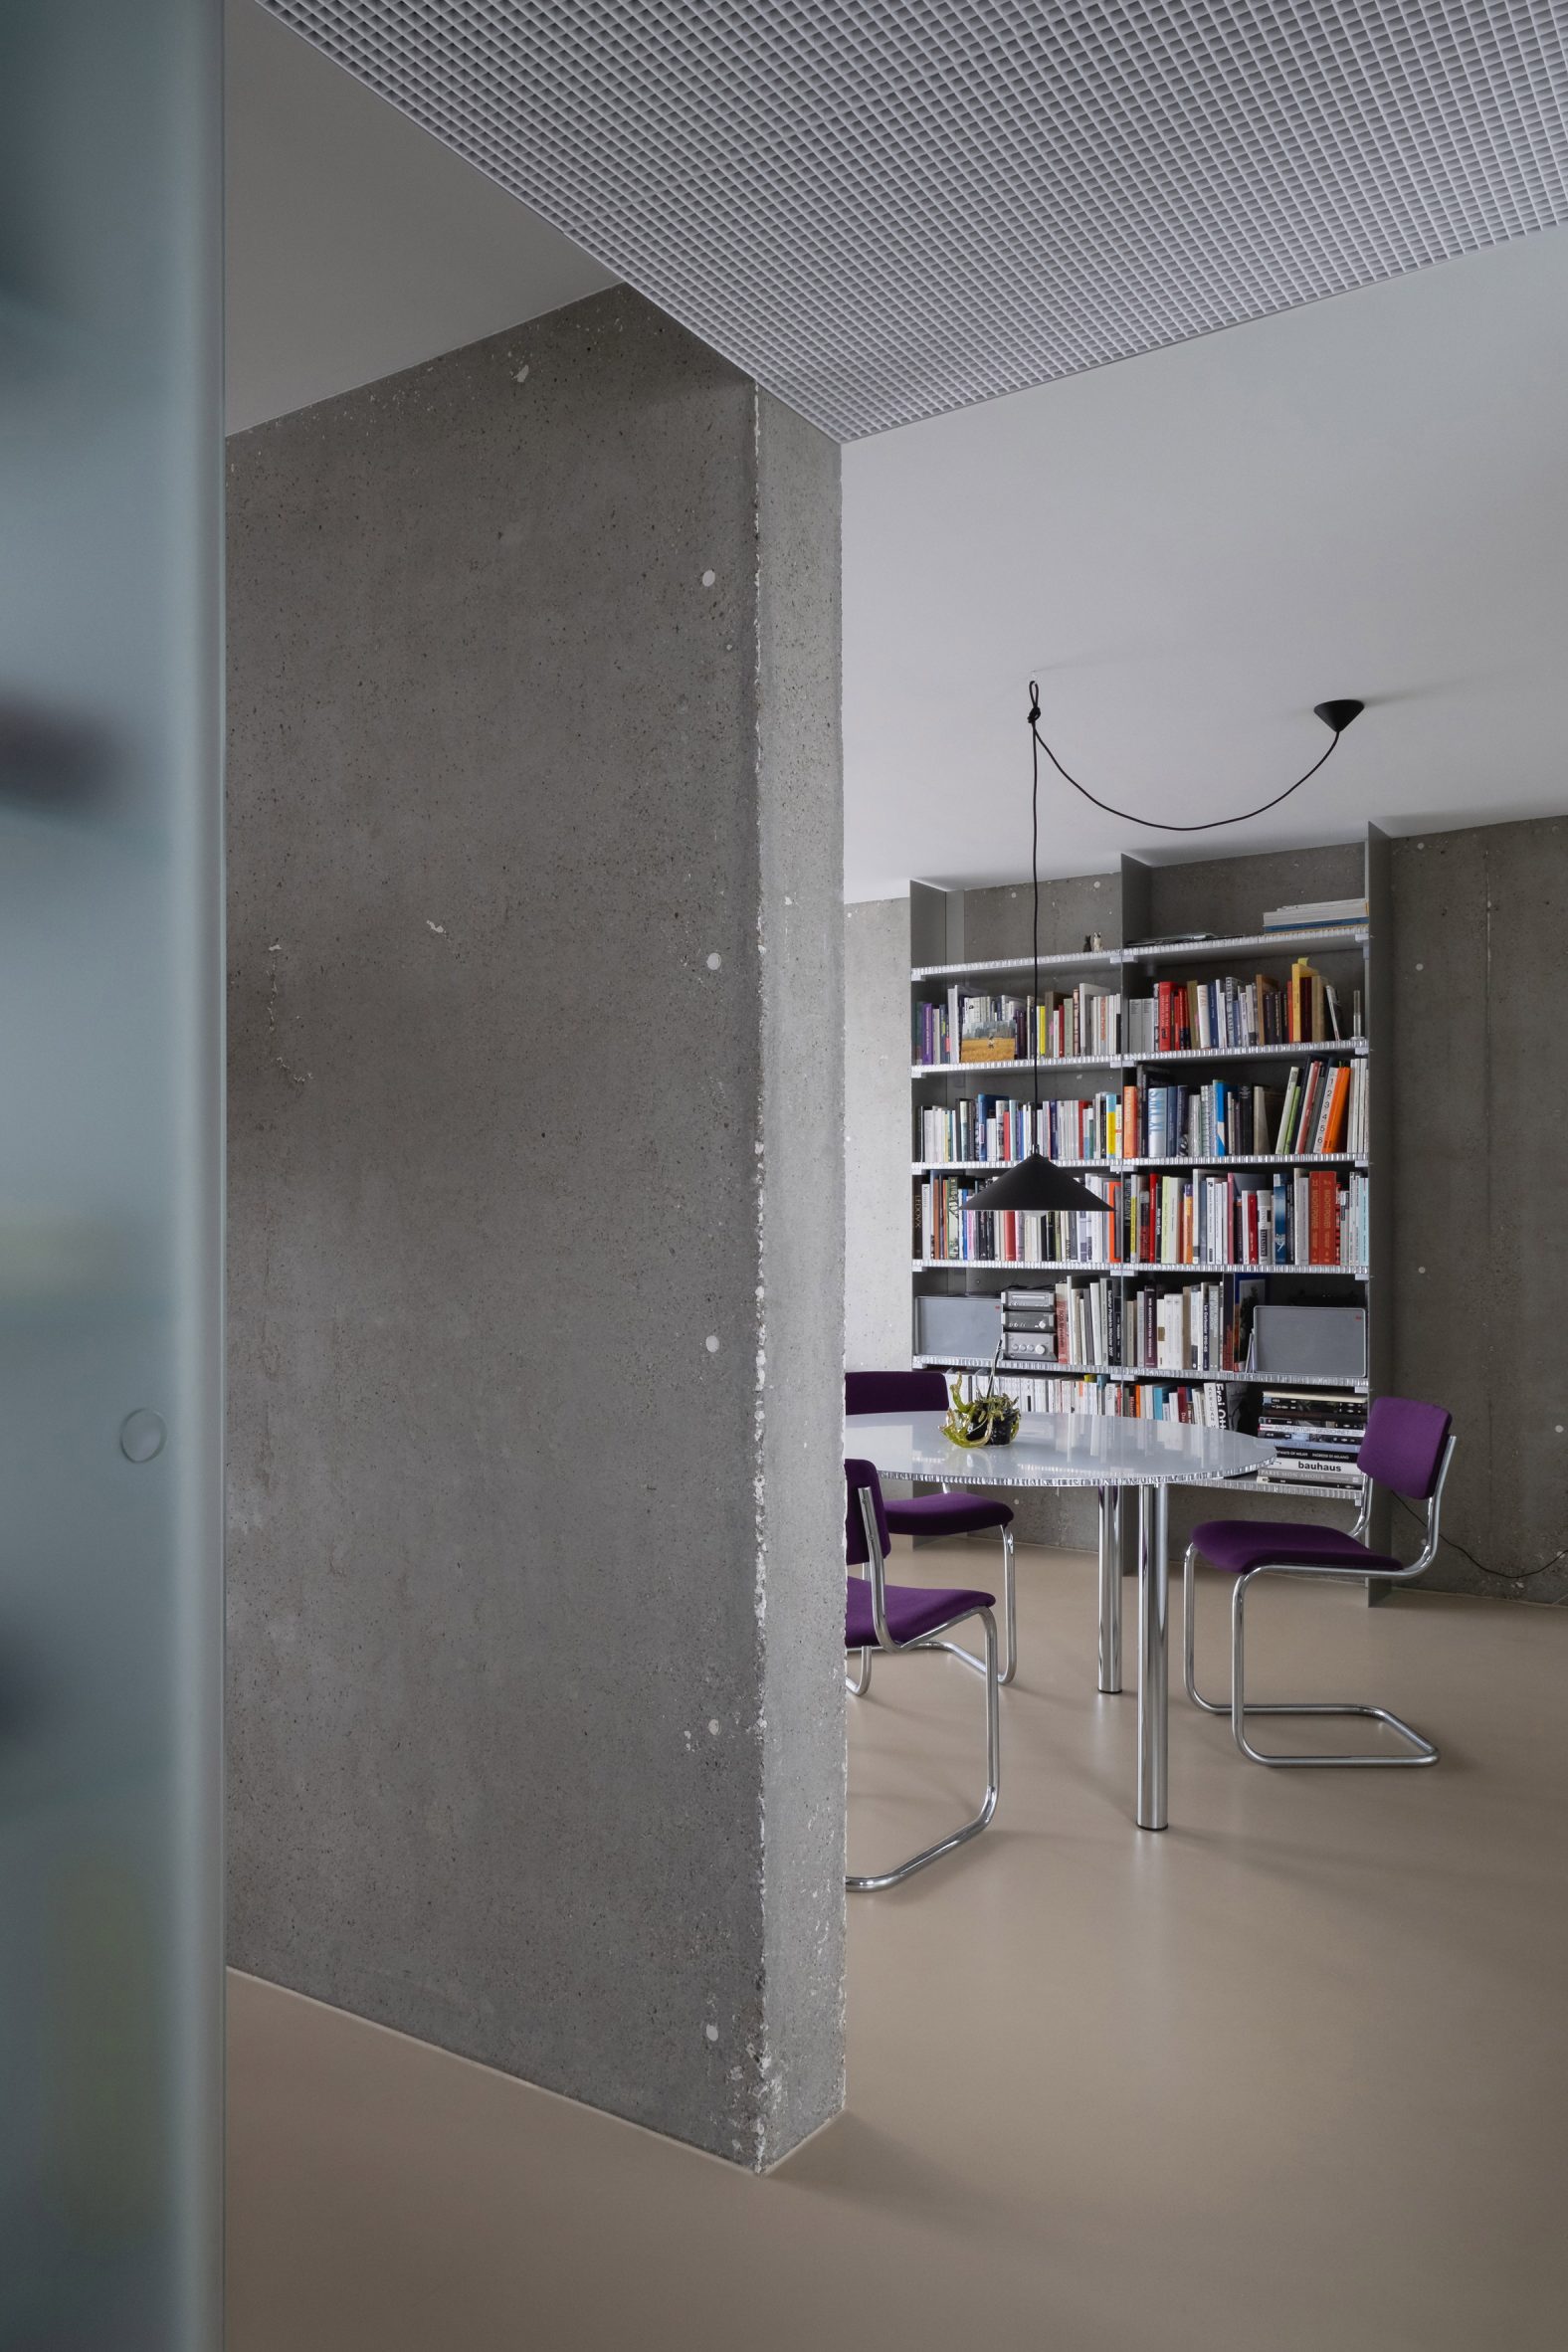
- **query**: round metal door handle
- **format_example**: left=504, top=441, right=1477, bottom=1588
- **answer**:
left=119, top=1409, right=167, bottom=1464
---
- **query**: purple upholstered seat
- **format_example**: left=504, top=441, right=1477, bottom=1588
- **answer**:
left=845, top=1372, right=1015, bottom=1539
left=882, top=1490, right=1013, bottom=1536
left=1191, top=1520, right=1403, bottom=1578
left=846, top=1579, right=998, bottom=1650
left=846, top=1369, right=949, bottom=1416
left=1192, top=1397, right=1454, bottom=1579
left=845, top=1455, right=996, bottom=1650
left=1358, top=1396, right=1453, bottom=1500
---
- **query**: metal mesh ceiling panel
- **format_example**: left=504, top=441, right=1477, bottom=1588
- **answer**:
left=264, top=2, right=1568, bottom=438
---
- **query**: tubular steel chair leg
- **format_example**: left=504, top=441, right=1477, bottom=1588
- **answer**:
left=949, top=1525, right=1017, bottom=1686
left=1098, top=1485, right=1122, bottom=1694
left=1228, top=1568, right=1439, bottom=1768
left=845, top=1648, right=873, bottom=1696
left=1183, top=1541, right=1229, bottom=1715
left=847, top=1606, right=1002, bottom=1892
left=1136, top=1482, right=1169, bottom=1831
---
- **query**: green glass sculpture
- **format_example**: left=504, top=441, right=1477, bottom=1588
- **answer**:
left=940, top=1345, right=1021, bottom=1448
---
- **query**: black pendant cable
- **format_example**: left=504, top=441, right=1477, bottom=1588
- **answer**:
left=965, top=686, right=1363, bottom=1225
left=964, top=694, right=1117, bottom=1223
left=1030, top=686, right=1364, bottom=835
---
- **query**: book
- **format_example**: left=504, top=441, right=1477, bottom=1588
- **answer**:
left=1262, top=896, right=1368, bottom=929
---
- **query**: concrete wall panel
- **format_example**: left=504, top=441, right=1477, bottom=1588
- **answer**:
left=845, top=896, right=913, bottom=1370
left=227, top=288, right=845, bottom=2167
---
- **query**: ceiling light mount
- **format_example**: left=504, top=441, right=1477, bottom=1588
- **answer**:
left=1313, top=698, right=1365, bottom=735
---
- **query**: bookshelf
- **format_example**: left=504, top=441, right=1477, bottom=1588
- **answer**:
left=907, top=839, right=1391, bottom=1512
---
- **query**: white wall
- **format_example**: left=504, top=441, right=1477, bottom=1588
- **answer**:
left=225, top=0, right=612, bottom=431
left=843, top=228, right=1568, bottom=897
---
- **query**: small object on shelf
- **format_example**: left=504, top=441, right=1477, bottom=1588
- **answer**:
left=941, top=1347, right=1021, bottom=1449
left=1129, top=931, right=1214, bottom=948
left=1262, top=895, right=1368, bottom=929
left=916, top=1293, right=1002, bottom=1358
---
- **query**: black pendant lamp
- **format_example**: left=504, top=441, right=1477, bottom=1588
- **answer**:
left=965, top=689, right=1115, bottom=1225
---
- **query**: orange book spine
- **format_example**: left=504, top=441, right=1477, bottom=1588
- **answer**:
left=1321, top=1065, right=1351, bottom=1154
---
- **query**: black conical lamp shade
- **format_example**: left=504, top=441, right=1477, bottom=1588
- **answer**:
left=966, top=1150, right=1112, bottom=1219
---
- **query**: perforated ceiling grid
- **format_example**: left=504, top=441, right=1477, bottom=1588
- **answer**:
left=264, top=2, right=1568, bottom=438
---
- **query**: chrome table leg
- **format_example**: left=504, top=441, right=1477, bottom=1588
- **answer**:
left=1097, top=1484, right=1122, bottom=1694
left=1137, top=1481, right=1169, bottom=1830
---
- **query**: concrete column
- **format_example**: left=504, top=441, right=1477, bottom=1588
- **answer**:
left=845, top=895, right=915, bottom=1370
left=225, top=288, right=845, bottom=2166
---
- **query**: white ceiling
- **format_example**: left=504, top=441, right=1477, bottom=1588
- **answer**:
left=843, top=224, right=1568, bottom=898
left=225, top=0, right=611, bottom=433
left=256, top=1, right=1568, bottom=440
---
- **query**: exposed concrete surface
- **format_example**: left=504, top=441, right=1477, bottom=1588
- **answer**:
left=845, top=895, right=912, bottom=1371
left=1390, top=819, right=1568, bottom=1601
left=226, top=286, right=845, bottom=2167
left=753, top=389, right=847, bottom=2156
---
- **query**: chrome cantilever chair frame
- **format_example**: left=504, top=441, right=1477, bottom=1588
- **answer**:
left=1183, top=1434, right=1457, bottom=1768
left=850, top=1525, right=1015, bottom=1694
left=844, top=1370, right=1019, bottom=1689
left=946, top=1523, right=1016, bottom=1688
left=848, top=1484, right=1001, bottom=1891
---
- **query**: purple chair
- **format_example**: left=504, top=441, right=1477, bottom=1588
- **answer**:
left=845, top=1371, right=1018, bottom=1686
left=1184, top=1396, right=1457, bottom=1768
left=845, top=1459, right=1001, bottom=1890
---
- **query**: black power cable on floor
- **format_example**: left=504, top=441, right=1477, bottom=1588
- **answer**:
left=1391, top=1491, right=1566, bottom=1587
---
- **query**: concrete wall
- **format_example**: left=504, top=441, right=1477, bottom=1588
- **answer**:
left=848, top=823, right=1568, bottom=1596
left=1390, top=820, right=1568, bottom=1601
left=845, top=895, right=913, bottom=1369
left=226, top=286, right=846, bottom=2169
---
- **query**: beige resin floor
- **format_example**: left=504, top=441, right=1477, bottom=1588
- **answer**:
left=228, top=1543, right=1568, bottom=2351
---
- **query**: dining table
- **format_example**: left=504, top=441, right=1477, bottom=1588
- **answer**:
left=847, top=1409, right=1276, bottom=1829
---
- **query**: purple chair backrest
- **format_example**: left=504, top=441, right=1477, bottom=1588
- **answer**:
left=1358, top=1396, right=1453, bottom=1499
left=845, top=1458, right=890, bottom=1565
left=846, top=1369, right=948, bottom=1416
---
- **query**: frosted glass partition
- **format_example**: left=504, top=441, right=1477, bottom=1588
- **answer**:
left=0, top=4, right=223, bottom=2345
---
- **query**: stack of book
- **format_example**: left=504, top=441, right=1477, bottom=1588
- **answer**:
left=1122, top=969, right=1360, bottom=1056
left=916, top=1176, right=1119, bottom=1266
left=1001, top=1280, right=1117, bottom=1367
left=1120, top=1382, right=1233, bottom=1426
left=1121, top=1168, right=1367, bottom=1269
left=1123, top=1279, right=1246, bottom=1372
left=1133, top=1061, right=1364, bottom=1158
left=949, top=1368, right=1112, bottom=1416
left=916, top=1090, right=1122, bottom=1165
left=1274, top=1059, right=1366, bottom=1154
left=1256, top=1389, right=1368, bottom=1485
left=1262, top=896, right=1368, bottom=932
left=913, top=985, right=1126, bottom=1068
left=945, top=1369, right=1236, bottom=1426
left=1034, top=983, right=1120, bottom=1060
left=1138, top=1078, right=1274, bottom=1157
